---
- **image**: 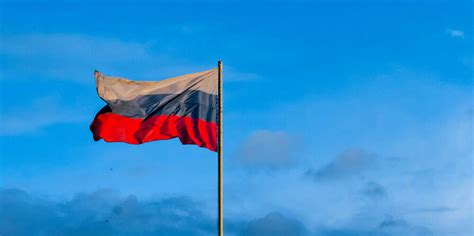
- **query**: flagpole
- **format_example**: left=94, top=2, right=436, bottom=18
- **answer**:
left=217, top=60, right=223, bottom=236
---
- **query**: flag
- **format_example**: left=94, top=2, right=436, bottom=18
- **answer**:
left=90, top=69, right=218, bottom=151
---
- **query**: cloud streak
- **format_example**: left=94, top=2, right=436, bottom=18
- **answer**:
left=305, top=149, right=373, bottom=181
left=446, top=28, right=465, bottom=38
left=0, top=96, right=87, bottom=135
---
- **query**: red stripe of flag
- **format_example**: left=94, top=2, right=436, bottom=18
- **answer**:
left=90, top=113, right=217, bottom=151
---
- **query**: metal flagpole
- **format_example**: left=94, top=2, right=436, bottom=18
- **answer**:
left=217, top=61, right=223, bottom=236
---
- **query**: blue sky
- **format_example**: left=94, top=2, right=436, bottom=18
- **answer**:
left=0, top=0, right=472, bottom=235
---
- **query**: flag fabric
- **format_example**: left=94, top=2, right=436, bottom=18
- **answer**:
left=90, top=69, right=218, bottom=151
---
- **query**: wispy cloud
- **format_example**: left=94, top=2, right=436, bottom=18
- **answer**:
left=234, top=130, right=297, bottom=169
left=305, top=149, right=374, bottom=181
left=242, top=212, right=309, bottom=236
left=375, top=216, right=433, bottom=236
left=224, top=66, right=261, bottom=82
left=418, top=207, right=456, bottom=213
left=0, top=34, right=153, bottom=83
left=446, top=28, right=465, bottom=38
left=361, top=181, right=387, bottom=199
left=315, top=216, right=433, bottom=236
left=0, top=96, right=87, bottom=135
left=0, top=33, right=260, bottom=83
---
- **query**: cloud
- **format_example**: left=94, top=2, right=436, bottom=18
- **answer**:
left=241, top=212, right=309, bottom=236
left=0, top=33, right=152, bottom=83
left=360, top=181, right=387, bottom=199
left=0, top=188, right=314, bottom=236
left=224, top=66, right=261, bottom=82
left=417, top=207, right=456, bottom=213
left=0, top=188, right=216, bottom=236
left=0, top=96, right=87, bottom=135
left=376, top=216, right=433, bottom=236
left=313, top=216, right=433, bottom=236
left=0, top=33, right=260, bottom=84
left=305, top=149, right=373, bottom=181
left=446, top=29, right=465, bottom=38
left=223, top=68, right=471, bottom=235
left=234, top=130, right=297, bottom=169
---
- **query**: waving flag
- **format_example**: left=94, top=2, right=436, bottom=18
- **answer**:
left=90, top=69, right=218, bottom=151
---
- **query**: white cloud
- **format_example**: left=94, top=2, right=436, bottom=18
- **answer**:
left=446, top=28, right=465, bottom=38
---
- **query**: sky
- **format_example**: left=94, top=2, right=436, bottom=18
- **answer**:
left=0, top=0, right=472, bottom=235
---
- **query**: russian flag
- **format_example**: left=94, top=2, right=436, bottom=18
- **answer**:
left=90, top=69, right=218, bottom=151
